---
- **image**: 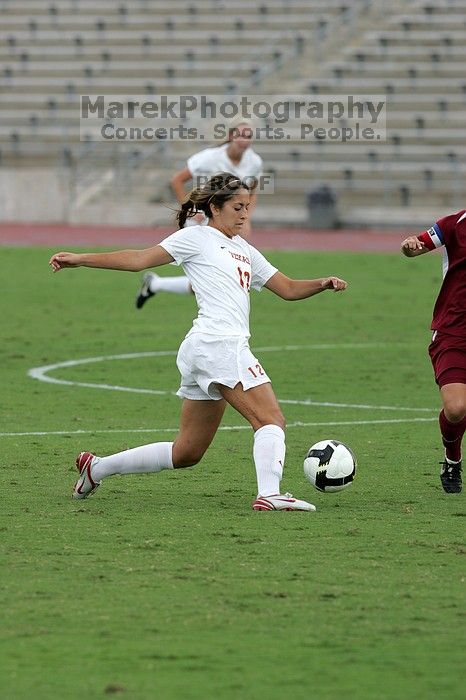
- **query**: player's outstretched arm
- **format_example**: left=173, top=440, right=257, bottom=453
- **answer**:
left=265, top=272, right=347, bottom=300
left=49, top=245, right=174, bottom=273
left=401, top=236, right=429, bottom=257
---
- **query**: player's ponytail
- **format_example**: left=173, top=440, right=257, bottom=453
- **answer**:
left=176, top=172, right=250, bottom=228
left=176, top=198, right=197, bottom=228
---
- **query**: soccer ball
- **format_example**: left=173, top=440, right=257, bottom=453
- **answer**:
left=303, top=439, right=357, bottom=493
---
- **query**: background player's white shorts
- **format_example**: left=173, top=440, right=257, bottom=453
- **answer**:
left=176, top=333, right=271, bottom=400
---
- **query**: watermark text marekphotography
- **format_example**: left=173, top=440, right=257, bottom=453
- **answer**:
left=80, top=94, right=387, bottom=143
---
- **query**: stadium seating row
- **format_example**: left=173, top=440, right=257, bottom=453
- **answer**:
left=0, top=0, right=464, bottom=225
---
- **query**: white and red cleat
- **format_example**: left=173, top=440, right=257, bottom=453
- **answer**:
left=73, top=451, right=100, bottom=499
left=252, top=493, right=316, bottom=512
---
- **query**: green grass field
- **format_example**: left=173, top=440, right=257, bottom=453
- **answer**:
left=1, top=247, right=464, bottom=700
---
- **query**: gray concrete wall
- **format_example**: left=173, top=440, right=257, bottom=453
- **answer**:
left=0, top=168, right=71, bottom=222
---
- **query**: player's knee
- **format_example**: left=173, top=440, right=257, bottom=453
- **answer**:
left=444, top=399, right=466, bottom=423
left=276, top=413, right=286, bottom=432
left=173, top=454, right=201, bottom=469
left=172, top=445, right=206, bottom=469
left=257, top=412, right=286, bottom=432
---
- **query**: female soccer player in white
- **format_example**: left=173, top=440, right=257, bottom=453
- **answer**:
left=50, top=174, right=347, bottom=511
left=135, top=120, right=263, bottom=308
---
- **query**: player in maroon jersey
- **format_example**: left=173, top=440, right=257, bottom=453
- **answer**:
left=401, top=209, right=466, bottom=493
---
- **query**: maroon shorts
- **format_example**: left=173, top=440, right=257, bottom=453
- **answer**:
left=428, top=331, right=466, bottom=387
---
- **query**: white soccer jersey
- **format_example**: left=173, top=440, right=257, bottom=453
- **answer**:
left=187, top=143, right=263, bottom=182
left=159, top=225, right=277, bottom=337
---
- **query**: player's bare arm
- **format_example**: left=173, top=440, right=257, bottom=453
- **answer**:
left=49, top=245, right=174, bottom=273
left=265, top=271, right=347, bottom=300
left=401, top=236, right=429, bottom=257
left=171, top=167, right=192, bottom=204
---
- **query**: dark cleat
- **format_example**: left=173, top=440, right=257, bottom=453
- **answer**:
left=439, top=460, right=462, bottom=493
left=135, top=272, right=157, bottom=309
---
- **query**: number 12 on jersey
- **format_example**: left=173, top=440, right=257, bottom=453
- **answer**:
left=248, top=364, right=264, bottom=378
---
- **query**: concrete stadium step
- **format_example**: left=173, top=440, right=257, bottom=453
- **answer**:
left=305, top=77, right=466, bottom=94
left=2, top=94, right=464, bottom=117
left=1, top=77, right=259, bottom=93
left=364, top=30, right=466, bottom=46
left=340, top=45, right=466, bottom=61
left=0, top=14, right=326, bottom=32
left=263, top=161, right=466, bottom=178
left=256, top=143, right=465, bottom=163
left=4, top=108, right=463, bottom=134
left=326, top=61, right=466, bottom=78
left=0, top=29, right=304, bottom=45
left=0, top=44, right=280, bottom=61
left=1, top=61, right=255, bottom=79
left=2, top=125, right=465, bottom=150
left=1, top=0, right=341, bottom=14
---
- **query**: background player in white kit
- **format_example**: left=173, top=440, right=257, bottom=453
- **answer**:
left=50, top=174, right=347, bottom=512
left=135, top=120, right=263, bottom=309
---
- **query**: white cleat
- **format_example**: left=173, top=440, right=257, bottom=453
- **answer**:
left=73, top=451, right=101, bottom=499
left=252, top=493, right=316, bottom=512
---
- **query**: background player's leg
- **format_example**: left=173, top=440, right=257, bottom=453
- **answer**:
left=149, top=274, right=192, bottom=295
left=136, top=272, right=192, bottom=308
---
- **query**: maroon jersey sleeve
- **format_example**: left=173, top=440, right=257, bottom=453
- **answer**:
left=435, top=210, right=466, bottom=246
left=418, top=210, right=466, bottom=251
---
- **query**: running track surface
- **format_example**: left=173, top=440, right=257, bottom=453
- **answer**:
left=0, top=222, right=408, bottom=252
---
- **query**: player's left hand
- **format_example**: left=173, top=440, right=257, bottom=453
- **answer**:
left=321, top=277, right=348, bottom=292
left=49, top=252, right=82, bottom=272
left=401, top=236, right=427, bottom=256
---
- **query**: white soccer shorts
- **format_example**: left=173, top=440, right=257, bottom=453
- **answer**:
left=176, top=333, right=271, bottom=400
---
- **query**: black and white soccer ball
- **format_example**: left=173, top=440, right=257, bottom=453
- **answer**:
left=304, top=439, right=357, bottom=493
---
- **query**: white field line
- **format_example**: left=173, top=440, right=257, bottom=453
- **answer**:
left=16, top=344, right=437, bottom=438
left=279, top=399, right=435, bottom=412
left=0, top=417, right=437, bottom=438
left=27, top=345, right=437, bottom=413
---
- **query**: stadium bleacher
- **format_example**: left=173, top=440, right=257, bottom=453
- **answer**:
left=0, top=0, right=465, bottom=227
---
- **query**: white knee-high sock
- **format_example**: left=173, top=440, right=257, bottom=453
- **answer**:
left=253, top=424, right=285, bottom=497
left=92, top=442, right=174, bottom=481
left=150, top=275, right=191, bottom=295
